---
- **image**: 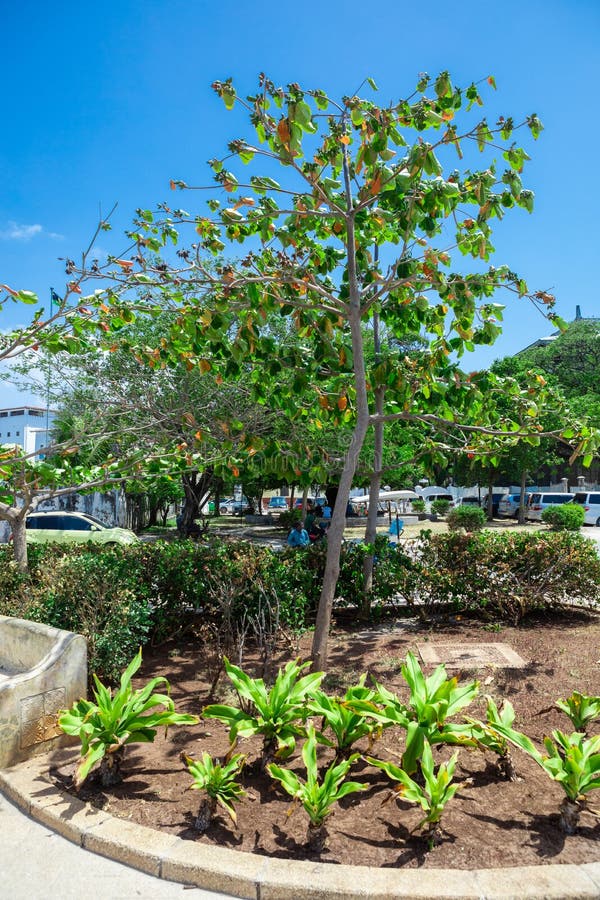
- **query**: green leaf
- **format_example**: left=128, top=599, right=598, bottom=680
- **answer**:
left=17, top=290, right=39, bottom=304
left=294, top=101, right=313, bottom=131
left=367, top=77, right=378, bottom=91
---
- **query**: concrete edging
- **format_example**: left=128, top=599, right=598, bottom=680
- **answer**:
left=1, top=754, right=600, bottom=900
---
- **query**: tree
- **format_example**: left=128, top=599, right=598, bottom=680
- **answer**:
left=73, top=73, right=598, bottom=669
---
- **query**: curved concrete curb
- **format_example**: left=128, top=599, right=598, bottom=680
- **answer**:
left=1, top=755, right=599, bottom=900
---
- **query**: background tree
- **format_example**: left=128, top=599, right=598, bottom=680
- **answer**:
left=74, top=73, right=598, bottom=669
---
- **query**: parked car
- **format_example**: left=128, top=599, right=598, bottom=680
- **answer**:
left=294, top=497, right=328, bottom=509
left=458, top=496, right=481, bottom=507
left=425, top=492, right=455, bottom=504
left=570, top=491, right=600, bottom=526
left=267, top=496, right=289, bottom=511
left=219, top=497, right=253, bottom=516
left=479, top=493, right=509, bottom=517
left=497, top=493, right=530, bottom=519
left=25, top=511, right=138, bottom=546
left=526, top=492, right=575, bottom=522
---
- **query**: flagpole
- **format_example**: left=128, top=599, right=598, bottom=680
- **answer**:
left=45, top=287, right=54, bottom=439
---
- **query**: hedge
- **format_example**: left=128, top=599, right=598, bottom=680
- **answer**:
left=0, top=529, right=598, bottom=680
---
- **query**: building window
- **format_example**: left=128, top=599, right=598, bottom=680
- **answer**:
left=10, top=410, right=24, bottom=416
left=16, top=431, right=20, bottom=436
left=6, top=432, right=10, bottom=437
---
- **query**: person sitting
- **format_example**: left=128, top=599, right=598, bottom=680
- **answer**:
left=304, top=509, right=317, bottom=533
left=287, top=520, right=310, bottom=547
left=305, top=509, right=326, bottom=542
left=322, top=504, right=332, bottom=519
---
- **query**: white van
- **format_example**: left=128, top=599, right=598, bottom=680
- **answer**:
left=571, top=491, right=600, bottom=526
left=526, top=492, right=575, bottom=522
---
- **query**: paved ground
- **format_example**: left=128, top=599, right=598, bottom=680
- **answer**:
left=0, top=791, right=235, bottom=900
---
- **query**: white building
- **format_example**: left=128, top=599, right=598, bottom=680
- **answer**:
left=0, top=406, right=56, bottom=455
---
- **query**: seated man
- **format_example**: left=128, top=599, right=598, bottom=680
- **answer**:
left=287, top=520, right=310, bottom=547
left=305, top=509, right=326, bottom=542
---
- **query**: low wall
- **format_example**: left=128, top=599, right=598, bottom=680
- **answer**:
left=0, top=617, right=87, bottom=769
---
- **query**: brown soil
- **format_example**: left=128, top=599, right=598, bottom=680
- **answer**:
left=51, top=610, right=600, bottom=870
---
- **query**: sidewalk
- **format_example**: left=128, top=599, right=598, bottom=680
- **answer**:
left=0, top=790, right=233, bottom=900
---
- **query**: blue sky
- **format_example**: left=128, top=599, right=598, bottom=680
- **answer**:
left=2, top=0, right=599, bottom=405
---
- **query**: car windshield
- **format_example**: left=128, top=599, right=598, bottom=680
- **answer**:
left=78, top=514, right=108, bottom=528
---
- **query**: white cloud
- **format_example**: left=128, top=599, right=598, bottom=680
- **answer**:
left=0, top=222, right=63, bottom=241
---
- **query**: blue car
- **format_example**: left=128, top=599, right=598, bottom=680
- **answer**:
left=267, top=497, right=289, bottom=511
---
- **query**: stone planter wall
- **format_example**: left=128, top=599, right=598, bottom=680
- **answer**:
left=0, top=617, right=87, bottom=769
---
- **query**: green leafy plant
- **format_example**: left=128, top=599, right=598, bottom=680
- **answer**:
left=556, top=691, right=600, bottom=735
left=493, top=723, right=600, bottom=833
left=307, top=677, right=380, bottom=760
left=203, top=657, right=323, bottom=767
left=465, top=696, right=519, bottom=780
left=367, top=741, right=461, bottom=848
left=268, top=726, right=367, bottom=852
left=185, top=751, right=246, bottom=832
left=348, top=653, right=478, bottom=774
left=58, top=648, right=199, bottom=788
left=411, top=499, right=426, bottom=516
left=446, top=505, right=486, bottom=531
left=541, top=504, right=585, bottom=531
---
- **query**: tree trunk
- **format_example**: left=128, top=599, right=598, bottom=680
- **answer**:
left=361, top=384, right=384, bottom=618
left=147, top=498, right=159, bottom=528
left=311, top=163, right=370, bottom=670
left=311, top=369, right=370, bottom=670
left=9, top=515, right=29, bottom=573
left=486, top=478, right=494, bottom=520
left=179, top=471, right=212, bottom=536
left=518, top=469, right=528, bottom=524
left=311, top=137, right=377, bottom=670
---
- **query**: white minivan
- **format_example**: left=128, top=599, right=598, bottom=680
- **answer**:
left=526, top=492, right=575, bottom=522
left=571, top=491, right=600, bottom=526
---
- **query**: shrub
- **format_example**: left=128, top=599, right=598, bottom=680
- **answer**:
left=411, top=498, right=426, bottom=513
left=446, top=504, right=486, bottom=531
left=541, top=503, right=585, bottom=531
left=278, top=508, right=302, bottom=529
left=405, top=530, right=600, bottom=622
left=0, top=544, right=153, bottom=682
left=430, top=499, right=451, bottom=517
left=0, top=546, right=33, bottom=615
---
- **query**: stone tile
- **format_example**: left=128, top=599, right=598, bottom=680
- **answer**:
left=584, top=863, right=600, bottom=894
left=258, top=859, right=482, bottom=899
left=475, top=863, right=600, bottom=898
left=418, top=642, right=527, bottom=669
left=0, top=758, right=42, bottom=811
left=83, top=815, right=180, bottom=876
left=161, top=838, right=263, bottom=897
left=31, top=784, right=111, bottom=843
